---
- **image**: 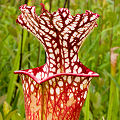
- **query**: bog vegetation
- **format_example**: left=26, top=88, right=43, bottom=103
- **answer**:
left=0, top=0, right=120, bottom=120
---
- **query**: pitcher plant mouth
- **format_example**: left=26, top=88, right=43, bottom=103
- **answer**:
left=14, top=68, right=99, bottom=84
left=14, top=3, right=99, bottom=120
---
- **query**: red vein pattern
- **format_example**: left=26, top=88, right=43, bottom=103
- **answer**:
left=15, top=3, right=99, bottom=120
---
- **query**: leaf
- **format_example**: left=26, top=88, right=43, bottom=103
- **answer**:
left=6, top=40, right=20, bottom=104
left=5, top=110, right=23, bottom=120
left=6, top=28, right=27, bottom=104
left=3, top=101, right=11, bottom=117
left=0, top=112, right=3, bottom=120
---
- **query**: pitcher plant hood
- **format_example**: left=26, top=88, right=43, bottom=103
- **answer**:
left=14, top=3, right=99, bottom=120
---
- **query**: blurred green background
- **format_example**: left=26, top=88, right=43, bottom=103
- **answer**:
left=0, top=0, right=120, bottom=120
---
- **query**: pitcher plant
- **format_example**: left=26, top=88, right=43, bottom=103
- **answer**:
left=14, top=3, right=99, bottom=120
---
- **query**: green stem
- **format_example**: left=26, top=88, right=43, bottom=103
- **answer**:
left=84, top=90, right=90, bottom=120
left=63, top=0, right=67, bottom=8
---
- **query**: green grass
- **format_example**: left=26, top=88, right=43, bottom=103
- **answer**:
left=0, top=0, right=120, bottom=119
